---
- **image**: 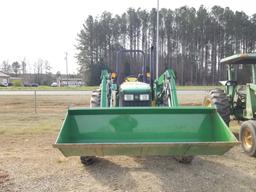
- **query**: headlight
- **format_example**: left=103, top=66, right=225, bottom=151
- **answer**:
left=139, top=94, right=149, bottom=101
left=124, top=94, right=134, bottom=101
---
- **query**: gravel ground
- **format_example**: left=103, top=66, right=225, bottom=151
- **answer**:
left=0, top=94, right=256, bottom=192
left=0, top=133, right=256, bottom=192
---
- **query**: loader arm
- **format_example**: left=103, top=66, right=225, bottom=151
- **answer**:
left=155, top=69, right=178, bottom=107
left=100, top=70, right=110, bottom=107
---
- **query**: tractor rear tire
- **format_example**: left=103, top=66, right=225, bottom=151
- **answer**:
left=203, top=89, right=230, bottom=125
left=80, top=89, right=101, bottom=165
left=239, top=120, right=256, bottom=157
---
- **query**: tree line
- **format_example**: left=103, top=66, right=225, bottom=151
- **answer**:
left=0, top=59, right=54, bottom=85
left=77, top=5, right=256, bottom=85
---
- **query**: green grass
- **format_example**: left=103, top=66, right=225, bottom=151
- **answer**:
left=0, top=86, right=98, bottom=91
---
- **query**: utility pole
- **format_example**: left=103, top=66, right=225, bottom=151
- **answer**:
left=65, top=52, right=69, bottom=86
left=156, top=0, right=159, bottom=79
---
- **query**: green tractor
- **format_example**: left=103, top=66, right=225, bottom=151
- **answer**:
left=54, top=49, right=237, bottom=165
left=204, top=53, right=256, bottom=157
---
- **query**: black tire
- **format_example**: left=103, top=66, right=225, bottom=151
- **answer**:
left=163, top=94, right=194, bottom=163
left=174, top=156, right=194, bottom=164
left=203, top=89, right=230, bottom=125
left=80, top=89, right=101, bottom=165
left=239, top=120, right=256, bottom=157
left=90, top=89, right=101, bottom=108
left=80, top=156, right=96, bottom=165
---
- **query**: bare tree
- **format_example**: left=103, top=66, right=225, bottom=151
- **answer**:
left=1, top=60, right=12, bottom=74
left=33, top=59, right=43, bottom=84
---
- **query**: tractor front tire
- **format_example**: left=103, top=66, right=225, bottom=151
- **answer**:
left=162, top=97, right=194, bottom=164
left=174, top=156, right=194, bottom=164
left=80, top=156, right=96, bottom=166
left=203, top=89, right=230, bottom=125
left=90, top=89, right=101, bottom=107
left=239, top=120, right=256, bottom=157
left=80, top=89, right=101, bottom=165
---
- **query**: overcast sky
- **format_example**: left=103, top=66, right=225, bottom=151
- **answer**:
left=0, top=0, right=255, bottom=74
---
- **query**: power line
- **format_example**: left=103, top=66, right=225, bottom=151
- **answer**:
left=65, top=52, right=69, bottom=86
left=156, top=0, right=159, bottom=79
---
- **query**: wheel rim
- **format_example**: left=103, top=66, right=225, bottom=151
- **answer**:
left=242, top=127, right=253, bottom=151
left=204, top=99, right=212, bottom=107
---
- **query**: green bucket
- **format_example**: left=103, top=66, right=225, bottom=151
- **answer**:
left=53, top=107, right=238, bottom=156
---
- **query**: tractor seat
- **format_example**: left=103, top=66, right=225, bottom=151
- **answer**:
left=125, top=77, right=138, bottom=82
left=125, top=75, right=141, bottom=82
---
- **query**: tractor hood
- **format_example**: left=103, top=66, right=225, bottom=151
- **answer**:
left=120, top=82, right=151, bottom=93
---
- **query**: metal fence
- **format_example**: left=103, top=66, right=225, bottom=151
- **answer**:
left=0, top=91, right=91, bottom=114
left=0, top=90, right=207, bottom=114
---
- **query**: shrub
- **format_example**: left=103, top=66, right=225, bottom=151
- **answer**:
left=12, top=79, right=22, bottom=87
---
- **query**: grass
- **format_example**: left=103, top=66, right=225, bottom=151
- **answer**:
left=0, top=95, right=91, bottom=135
left=0, top=94, right=240, bottom=136
left=176, top=85, right=222, bottom=90
left=0, top=113, right=63, bottom=135
left=0, top=86, right=98, bottom=91
left=0, top=85, right=223, bottom=91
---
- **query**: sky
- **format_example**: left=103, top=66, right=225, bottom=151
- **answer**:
left=0, top=0, right=255, bottom=74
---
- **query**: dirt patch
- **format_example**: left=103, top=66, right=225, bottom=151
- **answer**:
left=0, top=133, right=256, bottom=192
left=0, top=169, right=11, bottom=192
left=0, top=94, right=256, bottom=191
left=0, top=169, right=9, bottom=184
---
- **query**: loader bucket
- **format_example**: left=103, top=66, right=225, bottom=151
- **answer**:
left=53, top=107, right=238, bottom=156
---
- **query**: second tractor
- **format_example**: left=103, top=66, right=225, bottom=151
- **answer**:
left=204, top=53, right=256, bottom=157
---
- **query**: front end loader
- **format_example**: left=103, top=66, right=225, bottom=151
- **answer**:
left=54, top=49, right=237, bottom=164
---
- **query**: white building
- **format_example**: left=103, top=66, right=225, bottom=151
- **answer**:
left=0, top=71, right=10, bottom=84
left=58, top=78, right=83, bottom=87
